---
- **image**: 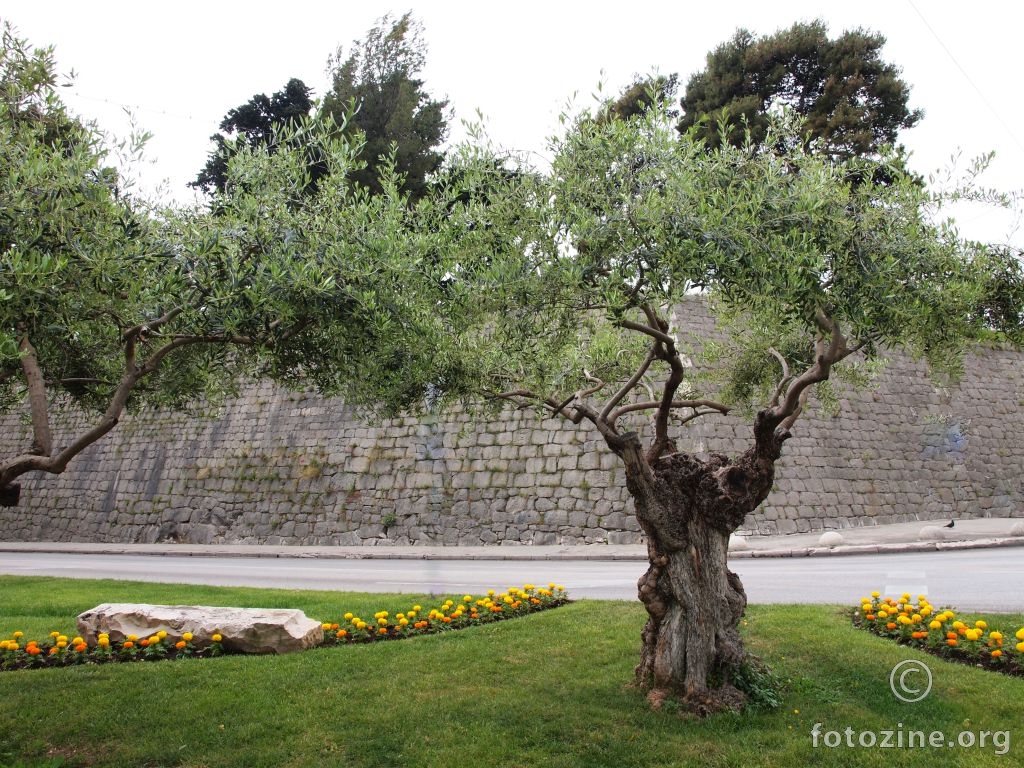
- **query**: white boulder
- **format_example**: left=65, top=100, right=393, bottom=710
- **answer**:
left=728, top=535, right=749, bottom=551
left=76, top=603, right=323, bottom=654
left=818, top=531, right=844, bottom=548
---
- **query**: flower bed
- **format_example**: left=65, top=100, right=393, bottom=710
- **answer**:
left=0, top=583, right=568, bottom=672
left=852, top=591, right=1024, bottom=676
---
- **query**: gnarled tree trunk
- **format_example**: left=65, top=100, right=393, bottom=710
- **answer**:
left=616, top=414, right=785, bottom=713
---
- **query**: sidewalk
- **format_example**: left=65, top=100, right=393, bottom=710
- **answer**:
left=1, top=517, right=1021, bottom=561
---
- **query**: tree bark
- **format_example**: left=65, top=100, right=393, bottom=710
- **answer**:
left=616, top=415, right=785, bottom=714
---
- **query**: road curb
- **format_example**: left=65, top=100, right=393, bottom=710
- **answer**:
left=728, top=536, right=1024, bottom=559
left=0, top=536, right=1022, bottom=561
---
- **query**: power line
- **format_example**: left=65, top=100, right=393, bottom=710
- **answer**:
left=64, top=90, right=200, bottom=124
left=907, top=0, right=1024, bottom=156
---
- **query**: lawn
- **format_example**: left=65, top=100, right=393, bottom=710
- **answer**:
left=0, top=576, right=1020, bottom=767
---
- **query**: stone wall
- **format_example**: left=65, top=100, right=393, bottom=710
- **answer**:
left=1, top=300, right=1022, bottom=545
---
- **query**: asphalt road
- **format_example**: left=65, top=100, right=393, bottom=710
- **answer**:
left=1, top=548, right=1021, bottom=610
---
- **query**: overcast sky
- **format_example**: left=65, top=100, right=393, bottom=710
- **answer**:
left=5, top=1, right=1022, bottom=244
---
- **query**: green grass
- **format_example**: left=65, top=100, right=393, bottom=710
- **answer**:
left=0, top=576, right=1021, bottom=767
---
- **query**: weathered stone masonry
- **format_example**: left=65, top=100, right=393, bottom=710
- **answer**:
left=1, top=300, right=1022, bottom=544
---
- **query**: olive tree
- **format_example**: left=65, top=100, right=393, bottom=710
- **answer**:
left=0, top=25, right=450, bottom=506
left=422, top=100, right=995, bottom=713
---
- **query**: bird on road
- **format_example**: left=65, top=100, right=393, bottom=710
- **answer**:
left=943, top=519, right=955, bottom=529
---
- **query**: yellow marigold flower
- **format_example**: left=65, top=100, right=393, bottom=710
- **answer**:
left=12, top=631, right=23, bottom=639
left=377, top=618, right=389, bottom=627
left=911, top=614, right=922, bottom=623
left=929, top=620, right=942, bottom=630
left=322, top=623, right=332, bottom=631
left=72, top=636, right=84, bottom=645
left=975, top=620, right=987, bottom=630
left=127, top=634, right=137, bottom=642
left=487, top=590, right=495, bottom=597
left=990, top=631, right=1003, bottom=642
left=56, top=640, right=67, bottom=649
left=57, top=635, right=68, bottom=644
left=212, top=633, right=222, bottom=642
left=413, top=605, right=422, bottom=612
left=399, top=618, right=409, bottom=627
left=1015, top=628, right=1024, bottom=641
left=343, top=613, right=354, bottom=621
left=1017, top=642, right=1024, bottom=653
left=920, top=607, right=932, bottom=617
left=182, top=632, right=193, bottom=642
left=98, top=637, right=110, bottom=648
left=158, top=631, right=168, bottom=640
left=877, top=610, right=888, bottom=619
left=897, top=616, right=912, bottom=625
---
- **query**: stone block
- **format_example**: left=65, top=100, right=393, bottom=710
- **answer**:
left=77, top=603, right=323, bottom=654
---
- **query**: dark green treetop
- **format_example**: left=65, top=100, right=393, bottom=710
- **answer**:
left=321, top=12, right=448, bottom=202
left=678, top=20, right=922, bottom=161
left=191, top=78, right=316, bottom=195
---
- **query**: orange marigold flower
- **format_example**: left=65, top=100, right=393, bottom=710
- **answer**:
left=991, top=649, right=1003, bottom=659
left=123, top=641, right=134, bottom=649
left=175, top=641, right=187, bottom=650
left=74, top=643, right=87, bottom=653
left=947, top=639, right=958, bottom=647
